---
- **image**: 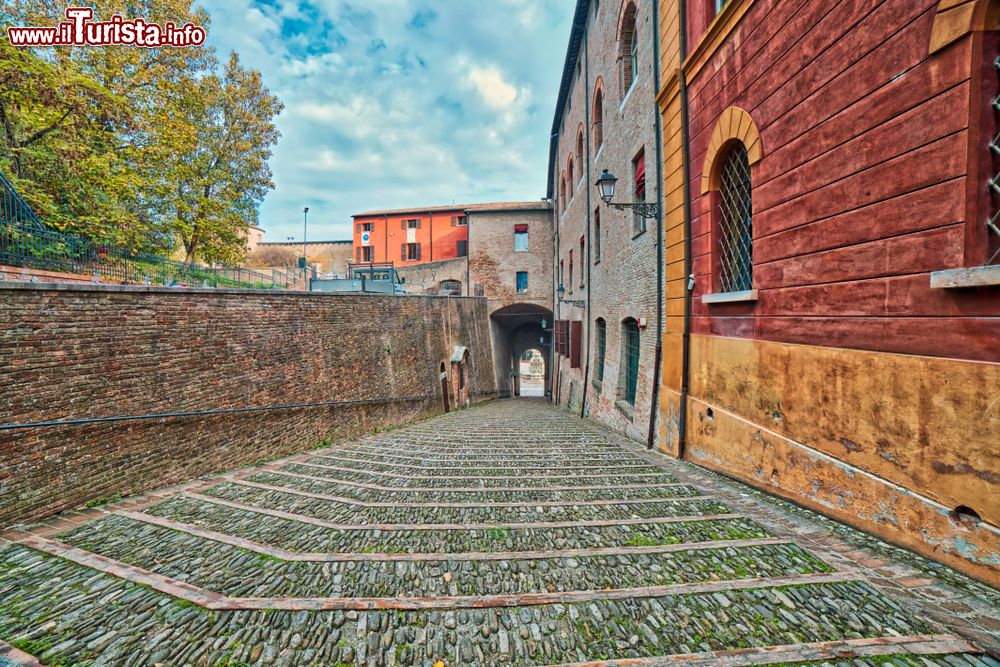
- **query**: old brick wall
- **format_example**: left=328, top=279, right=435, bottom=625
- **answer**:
left=552, top=0, right=661, bottom=442
left=397, top=258, right=468, bottom=295
left=0, top=284, right=495, bottom=528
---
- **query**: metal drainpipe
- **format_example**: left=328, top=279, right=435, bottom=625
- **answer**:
left=580, top=20, right=593, bottom=420
left=677, top=0, right=694, bottom=460
left=551, top=133, right=562, bottom=406
left=465, top=210, right=471, bottom=296
left=647, top=0, right=666, bottom=450
left=428, top=211, right=434, bottom=262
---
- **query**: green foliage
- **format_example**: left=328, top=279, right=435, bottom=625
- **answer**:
left=0, top=1, right=282, bottom=262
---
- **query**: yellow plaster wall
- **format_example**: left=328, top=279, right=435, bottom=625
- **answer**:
left=684, top=334, right=1000, bottom=586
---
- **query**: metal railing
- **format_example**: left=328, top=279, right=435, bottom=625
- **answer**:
left=0, top=172, right=298, bottom=289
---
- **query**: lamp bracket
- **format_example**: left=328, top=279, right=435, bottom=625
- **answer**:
left=605, top=201, right=660, bottom=220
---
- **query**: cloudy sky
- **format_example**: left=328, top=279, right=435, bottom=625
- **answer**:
left=199, top=0, right=573, bottom=243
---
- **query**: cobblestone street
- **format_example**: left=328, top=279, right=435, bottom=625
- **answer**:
left=0, top=399, right=997, bottom=666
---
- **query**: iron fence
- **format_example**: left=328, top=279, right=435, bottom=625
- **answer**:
left=0, top=171, right=298, bottom=289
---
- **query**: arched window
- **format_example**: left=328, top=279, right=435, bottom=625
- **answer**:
left=440, top=280, right=462, bottom=296
left=560, top=175, right=567, bottom=211
left=593, top=87, right=604, bottom=150
left=717, top=142, right=754, bottom=293
left=568, top=155, right=575, bottom=194
left=619, top=318, right=640, bottom=407
left=577, top=128, right=585, bottom=170
left=594, top=318, right=607, bottom=386
left=619, top=3, right=639, bottom=95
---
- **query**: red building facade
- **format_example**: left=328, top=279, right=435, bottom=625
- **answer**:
left=352, top=206, right=470, bottom=268
left=656, top=0, right=1000, bottom=586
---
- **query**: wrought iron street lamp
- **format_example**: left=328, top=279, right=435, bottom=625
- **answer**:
left=557, top=283, right=586, bottom=309
left=595, top=169, right=659, bottom=219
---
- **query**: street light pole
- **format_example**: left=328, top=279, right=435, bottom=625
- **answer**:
left=302, top=207, right=309, bottom=270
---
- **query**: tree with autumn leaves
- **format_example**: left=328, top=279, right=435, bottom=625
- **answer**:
left=0, top=0, right=283, bottom=266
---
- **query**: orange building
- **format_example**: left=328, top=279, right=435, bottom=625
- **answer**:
left=352, top=206, right=470, bottom=267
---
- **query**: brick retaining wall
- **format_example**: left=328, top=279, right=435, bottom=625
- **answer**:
left=0, top=284, right=496, bottom=527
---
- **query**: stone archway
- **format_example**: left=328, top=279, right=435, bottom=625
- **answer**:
left=489, top=303, right=553, bottom=399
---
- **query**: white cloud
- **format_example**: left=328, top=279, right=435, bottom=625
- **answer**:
left=198, top=0, right=572, bottom=241
left=466, top=65, right=519, bottom=110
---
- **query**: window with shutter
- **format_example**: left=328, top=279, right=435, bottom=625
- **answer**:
left=401, top=243, right=407, bottom=261
left=357, top=248, right=361, bottom=263
left=356, top=223, right=361, bottom=233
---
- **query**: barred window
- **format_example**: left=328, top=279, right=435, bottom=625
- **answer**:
left=986, top=49, right=1000, bottom=265
left=619, top=318, right=640, bottom=407
left=594, top=318, right=607, bottom=385
left=717, top=143, right=754, bottom=293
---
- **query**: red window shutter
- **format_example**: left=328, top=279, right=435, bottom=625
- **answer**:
left=570, top=321, right=583, bottom=369
left=514, top=224, right=529, bottom=233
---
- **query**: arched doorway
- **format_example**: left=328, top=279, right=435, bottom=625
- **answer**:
left=450, top=346, right=473, bottom=408
left=440, top=361, right=450, bottom=413
left=489, top=303, right=553, bottom=399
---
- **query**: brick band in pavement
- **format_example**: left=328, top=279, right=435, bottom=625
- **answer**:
left=294, top=460, right=677, bottom=482
left=7, top=534, right=863, bottom=611
left=224, top=479, right=711, bottom=509
left=260, top=467, right=689, bottom=494
left=114, top=510, right=789, bottom=561
left=311, top=453, right=664, bottom=472
left=183, top=492, right=743, bottom=531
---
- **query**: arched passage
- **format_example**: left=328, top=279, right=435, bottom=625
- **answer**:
left=489, top=303, right=553, bottom=399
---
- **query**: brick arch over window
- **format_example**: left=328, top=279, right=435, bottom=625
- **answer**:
left=617, top=1, right=640, bottom=96
left=700, top=107, right=762, bottom=194
left=929, top=0, right=1000, bottom=54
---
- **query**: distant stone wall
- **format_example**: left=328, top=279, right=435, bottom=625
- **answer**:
left=0, top=284, right=495, bottom=527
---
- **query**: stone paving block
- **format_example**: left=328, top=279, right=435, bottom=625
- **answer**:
left=0, top=399, right=994, bottom=666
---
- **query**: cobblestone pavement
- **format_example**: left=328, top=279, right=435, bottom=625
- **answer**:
left=1, top=399, right=998, bottom=667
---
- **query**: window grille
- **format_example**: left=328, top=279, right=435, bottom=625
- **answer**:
left=717, top=143, right=754, bottom=292
left=988, top=56, right=1000, bottom=265
left=440, top=280, right=462, bottom=296
left=621, top=319, right=640, bottom=406
left=595, top=318, right=607, bottom=383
